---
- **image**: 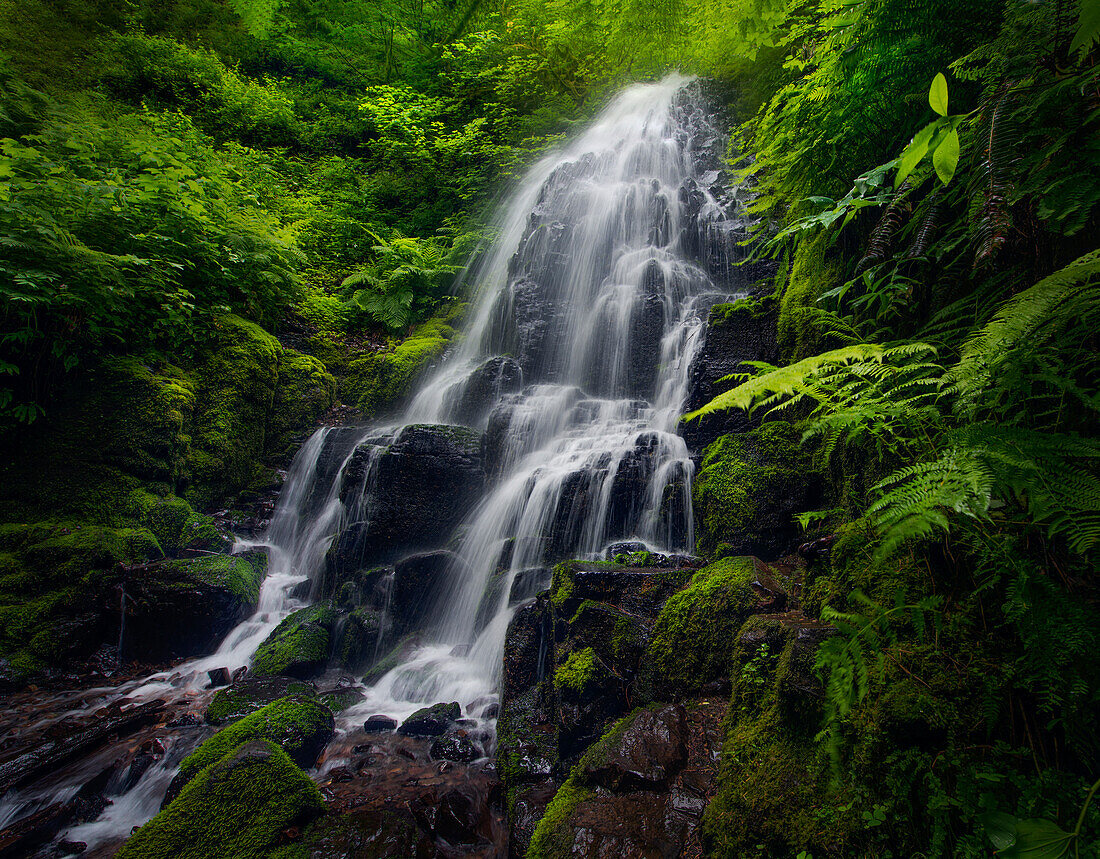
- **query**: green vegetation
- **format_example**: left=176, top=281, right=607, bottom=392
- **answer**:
left=0, top=0, right=1096, bottom=852
left=178, top=696, right=334, bottom=782
left=250, top=603, right=337, bottom=677
left=116, top=740, right=324, bottom=859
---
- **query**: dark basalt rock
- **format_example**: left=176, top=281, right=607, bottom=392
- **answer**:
left=363, top=715, right=398, bottom=733
left=680, top=300, right=779, bottom=453
left=398, top=701, right=461, bottom=737
left=123, top=553, right=266, bottom=661
left=508, top=567, right=552, bottom=606
left=579, top=704, right=688, bottom=791
left=206, top=667, right=230, bottom=688
left=449, top=356, right=524, bottom=426
left=391, top=550, right=459, bottom=634
left=429, top=729, right=480, bottom=763
left=327, top=424, right=485, bottom=571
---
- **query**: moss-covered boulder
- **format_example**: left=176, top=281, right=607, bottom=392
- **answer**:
left=125, top=553, right=268, bottom=659
left=117, top=740, right=324, bottom=859
left=635, top=556, right=763, bottom=701
left=251, top=603, right=337, bottom=678
left=168, top=696, right=334, bottom=803
left=692, top=420, right=820, bottom=559
left=341, top=314, right=457, bottom=417
left=205, top=675, right=317, bottom=724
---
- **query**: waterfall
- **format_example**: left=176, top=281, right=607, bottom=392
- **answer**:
left=339, top=73, right=751, bottom=721
left=18, top=74, right=752, bottom=852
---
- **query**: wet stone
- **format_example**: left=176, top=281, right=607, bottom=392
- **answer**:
left=398, top=702, right=460, bottom=737
left=206, top=667, right=231, bottom=688
left=363, top=715, right=398, bottom=733
left=429, top=729, right=480, bottom=763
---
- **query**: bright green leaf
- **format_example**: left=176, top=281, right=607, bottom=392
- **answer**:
left=932, top=128, right=960, bottom=185
left=929, top=72, right=949, bottom=117
left=997, top=818, right=1073, bottom=858
left=896, top=121, right=937, bottom=188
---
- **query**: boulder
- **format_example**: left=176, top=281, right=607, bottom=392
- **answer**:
left=363, top=715, right=398, bottom=733
left=166, top=696, right=334, bottom=804
left=508, top=567, right=552, bottom=606
left=398, top=702, right=460, bottom=737
left=124, top=553, right=267, bottom=661
left=118, top=741, right=324, bottom=859
left=327, top=425, right=485, bottom=570
left=333, top=607, right=386, bottom=673
left=577, top=704, right=687, bottom=791
left=250, top=604, right=337, bottom=679
left=429, top=729, right=480, bottom=763
left=204, top=676, right=316, bottom=724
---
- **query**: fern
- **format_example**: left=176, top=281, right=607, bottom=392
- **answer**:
left=816, top=588, right=944, bottom=778
left=953, top=249, right=1100, bottom=419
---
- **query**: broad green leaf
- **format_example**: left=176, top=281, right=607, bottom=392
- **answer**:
left=896, top=121, right=937, bottom=188
left=997, top=819, right=1074, bottom=858
left=979, top=811, right=1019, bottom=851
left=1069, top=0, right=1100, bottom=59
left=929, top=72, right=949, bottom=117
left=932, top=128, right=960, bottom=185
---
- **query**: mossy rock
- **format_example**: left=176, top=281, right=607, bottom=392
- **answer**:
left=187, top=315, right=282, bottom=509
left=126, top=490, right=230, bottom=555
left=205, top=676, right=317, bottom=725
left=268, top=349, right=336, bottom=462
left=251, top=603, right=337, bottom=678
left=117, top=740, right=324, bottom=859
left=125, top=553, right=267, bottom=659
left=635, top=556, right=761, bottom=702
left=175, top=696, right=334, bottom=792
left=777, top=231, right=842, bottom=361
left=525, top=778, right=596, bottom=859
left=341, top=313, right=458, bottom=417
left=692, top=420, right=818, bottom=559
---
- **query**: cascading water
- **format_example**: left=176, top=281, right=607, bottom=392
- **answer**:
left=342, top=72, right=751, bottom=722
left=1, top=73, right=756, bottom=852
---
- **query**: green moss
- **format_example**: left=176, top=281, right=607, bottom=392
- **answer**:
left=179, top=696, right=334, bottom=782
left=777, top=232, right=841, bottom=362
left=152, top=554, right=266, bottom=606
left=116, top=740, right=324, bottom=859
left=525, top=776, right=595, bottom=859
left=268, top=349, right=336, bottom=460
left=692, top=420, right=807, bottom=556
left=636, top=556, right=759, bottom=701
left=187, top=315, right=281, bottom=509
left=205, top=678, right=316, bottom=724
left=341, top=312, right=459, bottom=416
left=251, top=603, right=336, bottom=677
left=709, top=292, right=777, bottom=324
left=554, top=646, right=597, bottom=692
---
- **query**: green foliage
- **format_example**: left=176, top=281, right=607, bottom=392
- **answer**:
left=342, top=230, right=460, bottom=330
left=553, top=646, right=597, bottom=691
left=814, top=588, right=943, bottom=777
left=116, top=740, right=324, bottom=859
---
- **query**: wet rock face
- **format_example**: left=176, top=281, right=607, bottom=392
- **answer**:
left=250, top=603, right=337, bottom=679
left=298, top=729, right=507, bottom=858
left=532, top=700, right=728, bottom=859
left=449, top=356, right=524, bottom=427
left=391, top=550, right=459, bottom=635
left=680, top=301, right=779, bottom=453
left=124, top=553, right=266, bottom=661
left=328, top=424, right=485, bottom=571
